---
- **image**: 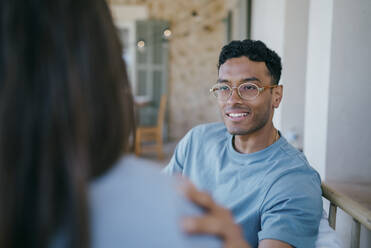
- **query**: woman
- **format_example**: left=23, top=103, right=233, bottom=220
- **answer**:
left=0, top=0, right=249, bottom=247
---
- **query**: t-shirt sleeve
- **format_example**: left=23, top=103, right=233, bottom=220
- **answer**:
left=162, top=129, right=193, bottom=175
left=258, top=170, right=322, bottom=248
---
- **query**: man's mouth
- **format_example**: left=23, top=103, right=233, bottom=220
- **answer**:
left=225, top=111, right=250, bottom=121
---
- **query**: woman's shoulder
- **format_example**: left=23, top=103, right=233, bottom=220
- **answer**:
left=91, top=155, right=171, bottom=189
left=89, top=155, right=221, bottom=248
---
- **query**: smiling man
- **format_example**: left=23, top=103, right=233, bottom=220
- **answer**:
left=164, top=39, right=322, bottom=248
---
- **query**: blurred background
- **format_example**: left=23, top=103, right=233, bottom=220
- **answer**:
left=108, top=0, right=371, bottom=247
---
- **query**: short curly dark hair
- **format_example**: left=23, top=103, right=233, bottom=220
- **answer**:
left=218, top=39, right=282, bottom=85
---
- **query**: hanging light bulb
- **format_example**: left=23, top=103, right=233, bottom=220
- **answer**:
left=136, top=40, right=146, bottom=52
left=137, top=40, right=146, bottom=48
left=163, top=29, right=172, bottom=39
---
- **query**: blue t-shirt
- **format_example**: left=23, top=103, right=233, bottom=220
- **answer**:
left=164, top=122, right=323, bottom=248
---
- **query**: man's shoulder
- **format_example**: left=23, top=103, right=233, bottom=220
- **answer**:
left=275, top=138, right=318, bottom=174
left=263, top=138, right=322, bottom=191
left=260, top=140, right=323, bottom=223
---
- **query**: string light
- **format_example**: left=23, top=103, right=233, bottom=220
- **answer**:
left=163, top=29, right=172, bottom=38
left=137, top=40, right=146, bottom=48
left=135, top=27, right=171, bottom=52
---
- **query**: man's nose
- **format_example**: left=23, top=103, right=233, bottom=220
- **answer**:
left=227, top=87, right=243, bottom=103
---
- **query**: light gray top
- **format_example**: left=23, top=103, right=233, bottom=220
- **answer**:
left=52, top=155, right=220, bottom=248
left=89, top=155, right=220, bottom=248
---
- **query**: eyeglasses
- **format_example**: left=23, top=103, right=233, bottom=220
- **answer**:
left=209, top=81, right=277, bottom=101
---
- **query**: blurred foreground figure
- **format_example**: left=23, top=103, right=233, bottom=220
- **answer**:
left=0, top=0, right=249, bottom=247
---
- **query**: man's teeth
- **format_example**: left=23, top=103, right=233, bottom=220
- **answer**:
left=228, top=113, right=248, bottom=117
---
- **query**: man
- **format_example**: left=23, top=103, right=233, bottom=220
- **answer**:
left=164, top=39, right=322, bottom=248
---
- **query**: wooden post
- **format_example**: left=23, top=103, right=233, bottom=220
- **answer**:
left=350, top=218, right=360, bottom=248
left=328, top=202, right=337, bottom=229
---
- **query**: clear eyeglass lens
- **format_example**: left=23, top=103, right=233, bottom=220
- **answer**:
left=213, top=84, right=230, bottom=100
left=239, top=83, right=259, bottom=99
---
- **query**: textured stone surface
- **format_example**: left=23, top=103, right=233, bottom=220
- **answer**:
left=110, top=0, right=227, bottom=139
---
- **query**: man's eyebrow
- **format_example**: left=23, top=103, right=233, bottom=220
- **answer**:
left=217, top=79, right=229, bottom=83
left=240, top=77, right=260, bottom=82
left=217, top=77, right=261, bottom=83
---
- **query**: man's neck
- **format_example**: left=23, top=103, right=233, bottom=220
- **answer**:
left=233, top=124, right=278, bottom=154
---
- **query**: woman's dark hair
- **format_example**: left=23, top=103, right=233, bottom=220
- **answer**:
left=0, top=0, right=134, bottom=247
left=218, top=39, right=282, bottom=85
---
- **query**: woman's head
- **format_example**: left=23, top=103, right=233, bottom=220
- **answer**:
left=0, top=0, right=134, bottom=247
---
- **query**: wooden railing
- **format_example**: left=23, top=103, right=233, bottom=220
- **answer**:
left=321, top=181, right=371, bottom=248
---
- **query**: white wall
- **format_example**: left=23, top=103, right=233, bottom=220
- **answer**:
left=110, top=5, right=148, bottom=23
left=326, top=0, right=371, bottom=183
left=327, top=0, right=371, bottom=246
left=231, top=0, right=248, bottom=40
left=251, top=0, right=286, bottom=56
left=280, top=0, right=309, bottom=150
left=251, top=0, right=286, bottom=131
left=303, top=0, right=333, bottom=178
left=304, top=0, right=371, bottom=246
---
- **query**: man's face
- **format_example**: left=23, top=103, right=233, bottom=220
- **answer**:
left=217, top=56, right=282, bottom=135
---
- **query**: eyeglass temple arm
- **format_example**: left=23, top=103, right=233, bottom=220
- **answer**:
left=259, top=85, right=277, bottom=92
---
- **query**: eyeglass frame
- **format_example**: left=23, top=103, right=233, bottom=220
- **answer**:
left=209, top=80, right=278, bottom=101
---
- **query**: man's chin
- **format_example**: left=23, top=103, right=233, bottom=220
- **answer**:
left=226, top=127, right=250, bottom=136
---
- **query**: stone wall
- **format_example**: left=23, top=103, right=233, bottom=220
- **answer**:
left=110, top=0, right=228, bottom=139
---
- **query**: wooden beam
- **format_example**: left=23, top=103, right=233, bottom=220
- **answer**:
left=322, top=182, right=371, bottom=230
left=350, top=218, right=360, bottom=248
left=328, top=202, right=337, bottom=229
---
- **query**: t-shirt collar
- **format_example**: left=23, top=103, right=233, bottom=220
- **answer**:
left=227, top=131, right=286, bottom=162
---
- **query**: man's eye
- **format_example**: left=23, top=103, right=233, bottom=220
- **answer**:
left=218, top=86, right=230, bottom=91
left=242, top=84, right=256, bottom=91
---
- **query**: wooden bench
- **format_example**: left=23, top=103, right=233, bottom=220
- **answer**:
left=321, top=181, right=371, bottom=248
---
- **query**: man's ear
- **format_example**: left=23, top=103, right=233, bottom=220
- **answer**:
left=272, top=85, right=283, bottom=108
